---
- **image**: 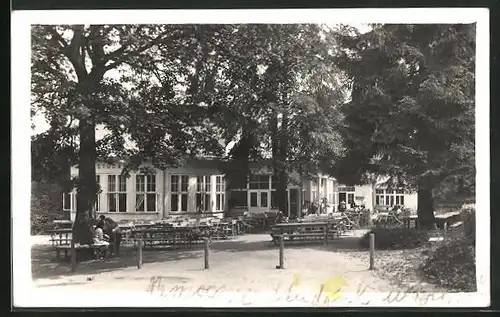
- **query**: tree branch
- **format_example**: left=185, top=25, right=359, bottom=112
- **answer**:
left=103, top=29, right=174, bottom=72
left=48, top=27, right=69, bottom=50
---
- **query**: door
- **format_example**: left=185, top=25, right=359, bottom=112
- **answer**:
left=248, top=190, right=269, bottom=211
left=289, top=188, right=299, bottom=219
left=338, top=192, right=347, bottom=204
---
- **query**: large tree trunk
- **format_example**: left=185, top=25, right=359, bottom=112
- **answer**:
left=276, top=111, right=289, bottom=215
left=417, top=186, right=436, bottom=230
left=73, top=118, right=97, bottom=245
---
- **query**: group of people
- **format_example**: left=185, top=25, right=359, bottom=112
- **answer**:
left=91, top=215, right=122, bottom=257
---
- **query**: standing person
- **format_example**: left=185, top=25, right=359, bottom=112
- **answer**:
left=98, top=215, right=121, bottom=256
left=338, top=201, right=347, bottom=213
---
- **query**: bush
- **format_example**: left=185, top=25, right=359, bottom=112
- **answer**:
left=31, top=181, right=66, bottom=235
left=359, top=227, right=428, bottom=250
left=421, top=237, right=476, bottom=291
left=461, top=205, right=475, bottom=242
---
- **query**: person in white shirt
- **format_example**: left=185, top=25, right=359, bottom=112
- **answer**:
left=93, top=225, right=109, bottom=245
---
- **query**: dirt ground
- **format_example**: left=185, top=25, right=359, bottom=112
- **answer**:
left=29, top=230, right=446, bottom=306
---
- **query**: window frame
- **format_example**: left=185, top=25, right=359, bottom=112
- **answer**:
left=215, top=175, right=226, bottom=211
left=136, top=174, right=158, bottom=212
left=107, top=174, right=127, bottom=213
left=196, top=175, right=211, bottom=212
left=170, top=174, right=189, bottom=212
left=375, top=188, right=405, bottom=207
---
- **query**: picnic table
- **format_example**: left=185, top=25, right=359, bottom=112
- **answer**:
left=401, top=211, right=462, bottom=230
left=129, top=220, right=238, bottom=248
left=270, top=220, right=340, bottom=245
left=435, top=211, right=462, bottom=230
left=48, top=228, right=108, bottom=260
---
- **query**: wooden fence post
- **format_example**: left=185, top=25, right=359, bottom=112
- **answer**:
left=70, top=238, right=76, bottom=273
left=277, top=235, right=284, bottom=269
left=137, top=238, right=143, bottom=269
left=369, top=233, right=375, bottom=270
left=204, top=238, right=210, bottom=269
left=324, top=225, right=328, bottom=245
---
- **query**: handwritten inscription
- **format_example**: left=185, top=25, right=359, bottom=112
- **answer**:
left=147, top=275, right=448, bottom=306
left=147, top=274, right=348, bottom=306
left=356, top=282, right=447, bottom=306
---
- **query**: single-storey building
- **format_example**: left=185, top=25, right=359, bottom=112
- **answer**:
left=63, top=158, right=418, bottom=222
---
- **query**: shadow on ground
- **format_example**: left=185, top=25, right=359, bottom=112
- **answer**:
left=32, top=233, right=367, bottom=280
left=31, top=244, right=203, bottom=280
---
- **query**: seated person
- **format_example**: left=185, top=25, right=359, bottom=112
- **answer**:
left=275, top=211, right=285, bottom=224
left=92, top=224, right=109, bottom=259
left=93, top=225, right=110, bottom=245
left=392, top=205, right=402, bottom=215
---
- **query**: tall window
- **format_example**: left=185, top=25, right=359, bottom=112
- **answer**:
left=375, top=189, right=405, bottom=207
left=108, top=175, right=127, bottom=212
left=171, top=175, right=188, bottom=212
left=338, top=186, right=355, bottom=204
left=136, top=174, right=157, bottom=212
left=320, top=178, right=327, bottom=198
left=216, top=176, right=226, bottom=211
left=375, top=189, right=385, bottom=206
left=196, top=175, right=211, bottom=212
left=95, top=175, right=101, bottom=212
left=395, top=189, right=405, bottom=205
left=62, top=192, right=74, bottom=211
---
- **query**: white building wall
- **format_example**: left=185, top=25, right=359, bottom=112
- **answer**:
left=354, top=184, right=373, bottom=210
left=404, top=192, right=418, bottom=211
left=69, top=162, right=164, bottom=222
left=66, top=161, right=419, bottom=221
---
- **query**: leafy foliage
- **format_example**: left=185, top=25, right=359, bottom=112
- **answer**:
left=421, top=236, right=476, bottom=291
left=359, top=227, right=428, bottom=250
left=31, top=181, right=66, bottom=234
left=197, top=24, right=347, bottom=209
left=331, top=24, right=476, bottom=227
left=461, top=205, right=475, bottom=242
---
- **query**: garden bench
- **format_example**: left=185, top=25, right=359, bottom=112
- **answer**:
left=49, top=229, right=109, bottom=261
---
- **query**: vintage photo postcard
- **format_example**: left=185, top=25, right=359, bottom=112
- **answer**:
left=11, top=8, right=490, bottom=308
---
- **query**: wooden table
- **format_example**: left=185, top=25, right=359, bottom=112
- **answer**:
left=270, top=221, right=340, bottom=244
left=401, top=214, right=419, bottom=229
left=435, top=211, right=461, bottom=229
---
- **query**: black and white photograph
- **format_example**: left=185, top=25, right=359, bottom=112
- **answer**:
left=11, top=8, right=489, bottom=307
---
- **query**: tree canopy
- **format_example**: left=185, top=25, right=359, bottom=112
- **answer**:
left=332, top=24, right=475, bottom=227
left=31, top=23, right=476, bottom=233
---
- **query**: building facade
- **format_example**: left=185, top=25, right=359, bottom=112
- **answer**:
left=63, top=159, right=418, bottom=222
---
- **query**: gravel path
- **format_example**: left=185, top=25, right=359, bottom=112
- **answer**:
left=29, top=232, right=419, bottom=306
